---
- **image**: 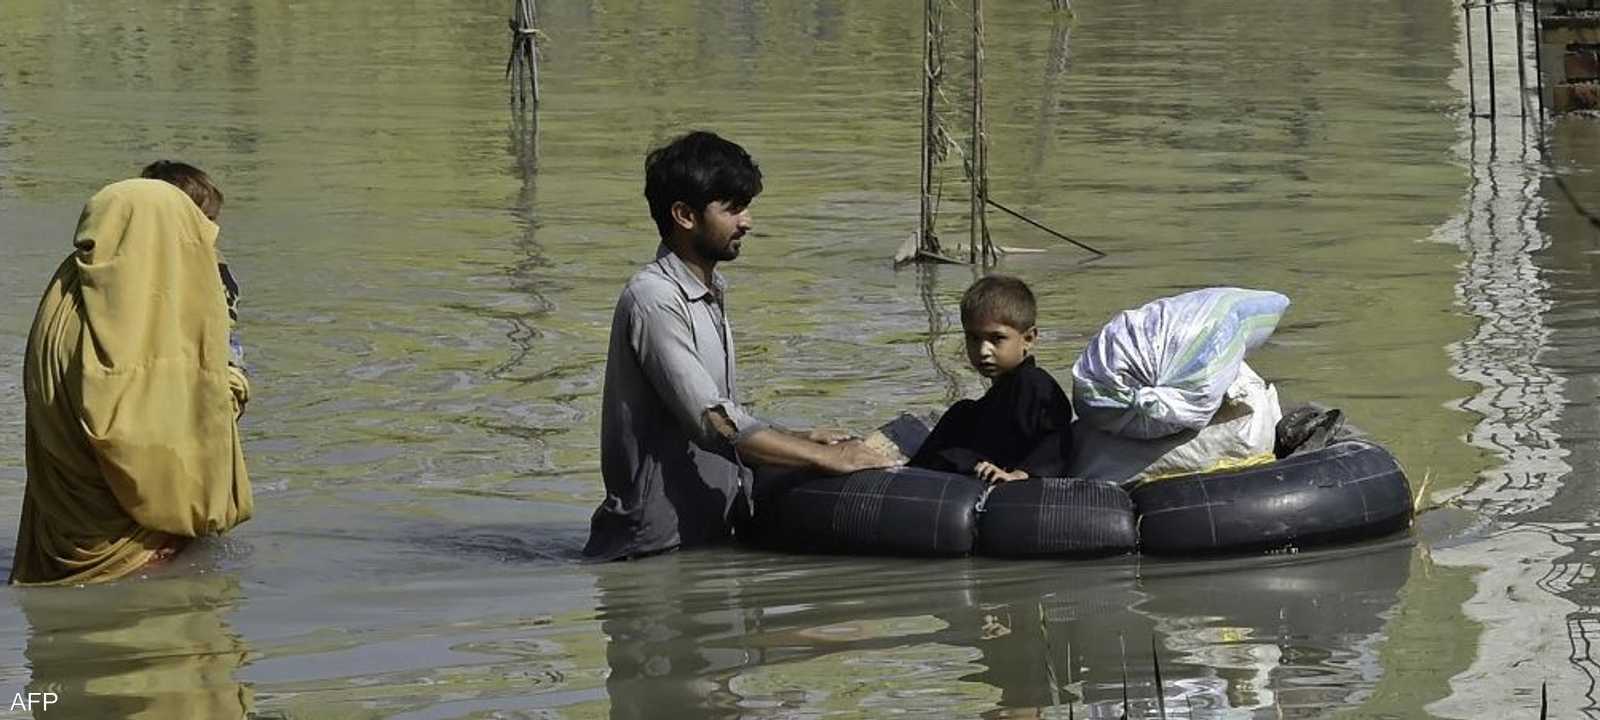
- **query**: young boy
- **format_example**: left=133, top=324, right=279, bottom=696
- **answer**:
left=909, top=275, right=1073, bottom=483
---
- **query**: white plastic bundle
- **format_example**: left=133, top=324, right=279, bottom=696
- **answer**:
left=1071, top=287, right=1290, bottom=439
left=1068, top=362, right=1283, bottom=485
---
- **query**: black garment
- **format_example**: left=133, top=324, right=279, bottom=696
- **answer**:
left=219, top=261, right=244, bottom=366
left=909, top=356, right=1074, bottom=478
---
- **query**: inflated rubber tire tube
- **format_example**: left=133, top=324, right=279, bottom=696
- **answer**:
left=758, top=467, right=983, bottom=556
left=977, top=478, right=1138, bottom=558
left=1131, top=440, right=1413, bottom=555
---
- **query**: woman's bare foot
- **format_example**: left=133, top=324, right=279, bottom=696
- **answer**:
left=147, top=535, right=190, bottom=565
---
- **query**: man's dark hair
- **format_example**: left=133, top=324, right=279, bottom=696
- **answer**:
left=644, top=131, right=763, bottom=239
left=961, top=274, right=1038, bottom=331
left=141, top=160, right=224, bottom=220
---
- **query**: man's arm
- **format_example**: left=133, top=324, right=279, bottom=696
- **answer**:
left=705, top=408, right=888, bottom=474
left=628, top=287, right=890, bottom=474
left=742, top=431, right=889, bottom=475
left=773, top=426, right=856, bottom=444
left=628, top=287, right=768, bottom=448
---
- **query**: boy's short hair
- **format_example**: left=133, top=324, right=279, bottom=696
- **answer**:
left=961, top=275, right=1038, bottom=331
left=140, top=160, right=224, bottom=220
left=644, top=131, right=763, bottom=239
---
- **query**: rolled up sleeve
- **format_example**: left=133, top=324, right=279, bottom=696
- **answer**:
left=626, top=287, right=767, bottom=450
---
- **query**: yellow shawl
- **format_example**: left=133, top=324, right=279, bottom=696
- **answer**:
left=12, top=178, right=252, bottom=586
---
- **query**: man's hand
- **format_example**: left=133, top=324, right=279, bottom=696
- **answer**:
left=818, top=440, right=896, bottom=475
left=803, top=428, right=857, bottom=444
left=974, top=461, right=1028, bottom=485
left=735, top=429, right=894, bottom=474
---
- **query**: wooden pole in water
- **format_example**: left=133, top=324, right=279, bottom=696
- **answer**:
left=506, top=0, right=541, bottom=108
left=970, top=0, right=994, bottom=266
left=920, top=0, right=941, bottom=256
left=527, top=0, right=541, bottom=104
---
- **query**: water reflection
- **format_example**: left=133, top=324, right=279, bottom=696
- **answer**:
left=1021, top=11, right=1074, bottom=205
left=595, top=541, right=1412, bottom=718
left=1426, top=9, right=1597, bottom=714
left=916, top=263, right=970, bottom=404
left=1442, top=1, right=1568, bottom=517
left=486, top=107, right=551, bottom=383
left=1140, top=544, right=1412, bottom=715
left=1509, top=116, right=1600, bottom=715
left=18, top=574, right=252, bottom=719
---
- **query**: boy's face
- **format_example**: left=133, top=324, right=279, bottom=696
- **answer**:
left=964, top=320, right=1036, bottom=378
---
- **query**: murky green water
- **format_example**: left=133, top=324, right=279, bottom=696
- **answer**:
left=0, top=0, right=1594, bottom=717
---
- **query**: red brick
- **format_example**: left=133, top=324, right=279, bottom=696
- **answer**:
left=1543, top=18, right=1600, bottom=46
left=1567, top=49, right=1600, bottom=79
left=1552, top=82, right=1600, bottom=112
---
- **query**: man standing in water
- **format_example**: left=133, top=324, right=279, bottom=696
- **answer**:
left=586, top=131, right=892, bottom=560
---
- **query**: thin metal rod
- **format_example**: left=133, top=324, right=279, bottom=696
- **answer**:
left=985, top=196, right=1107, bottom=256
left=1151, top=636, right=1168, bottom=719
left=1515, top=0, right=1528, bottom=101
left=1038, top=604, right=1063, bottom=710
left=1118, top=632, right=1130, bottom=717
left=1467, top=2, right=1479, bottom=118
left=1485, top=0, right=1498, bottom=121
left=1533, top=0, right=1547, bottom=124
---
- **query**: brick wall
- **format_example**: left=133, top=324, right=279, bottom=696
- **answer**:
left=1542, top=1, right=1600, bottom=111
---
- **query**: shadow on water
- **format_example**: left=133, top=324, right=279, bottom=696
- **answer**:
left=415, top=520, right=590, bottom=564
left=16, top=574, right=253, bottom=720
left=594, top=539, right=1414, bottom=718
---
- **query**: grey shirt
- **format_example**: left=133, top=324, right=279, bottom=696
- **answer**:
left=584, top=245, right=768, bottom=560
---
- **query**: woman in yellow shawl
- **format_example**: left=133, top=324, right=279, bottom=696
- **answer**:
left=11, top=177, right=253, bottom=585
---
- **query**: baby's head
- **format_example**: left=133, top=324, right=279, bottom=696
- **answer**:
left=959, top=275, right=1038, bottom=379
left=140, top=160, right=224, bottom=221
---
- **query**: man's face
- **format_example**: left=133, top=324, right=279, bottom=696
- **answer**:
left=690, top=200, right=752, bottom=262
left=964, top=320, right=1036, bottom=378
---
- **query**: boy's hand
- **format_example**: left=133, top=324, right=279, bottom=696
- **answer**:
left=974, top=462, right=1028, bottom=485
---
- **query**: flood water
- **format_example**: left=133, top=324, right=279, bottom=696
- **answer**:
left=0, top=0, right=1596, bottom=717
